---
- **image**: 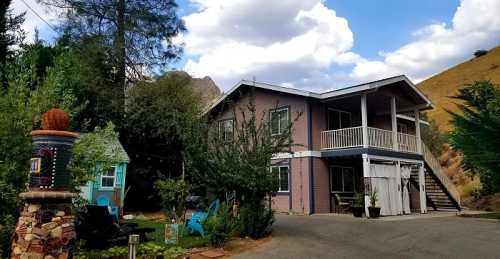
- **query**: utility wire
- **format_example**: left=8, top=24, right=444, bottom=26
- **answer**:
left=19, top=0, right=58, bottom=34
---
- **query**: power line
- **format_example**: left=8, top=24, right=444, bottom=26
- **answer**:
left=19, top=0, right=58, bottom=34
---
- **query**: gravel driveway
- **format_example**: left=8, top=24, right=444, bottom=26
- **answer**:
left=232, top=213, right=500, bottom=259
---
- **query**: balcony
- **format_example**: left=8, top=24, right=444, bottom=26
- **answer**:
left=320, top=126, right=419, bottom=153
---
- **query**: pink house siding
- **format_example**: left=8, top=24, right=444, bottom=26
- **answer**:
left=290, top=157, right=310, bottom=214
left=271, top=195, right=290, bottom=213
left=312, top=157, right=330, bottom=213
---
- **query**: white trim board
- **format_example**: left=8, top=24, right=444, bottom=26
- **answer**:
left=272, top=151, right=322, bottom=160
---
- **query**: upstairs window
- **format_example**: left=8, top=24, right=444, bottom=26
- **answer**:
left=270, top=107, right=289, bottom=135
left=218, top=119, right=234, bottom=142
left=101, top=167, right=116, bottom=188
left=271, top=165, right=289, bottom=192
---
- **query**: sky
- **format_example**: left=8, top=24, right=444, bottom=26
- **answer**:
left=11, top=0, right=500, bottom=92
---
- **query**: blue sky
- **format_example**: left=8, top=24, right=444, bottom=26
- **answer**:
left=12, top=0, right=500, bottom=91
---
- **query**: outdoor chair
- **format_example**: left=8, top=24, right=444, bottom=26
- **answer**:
left=76, top=205, right=154, bottom=248
left=186, top=199, right=220, bottom=236
left=334, top=193, right=351, bottom=213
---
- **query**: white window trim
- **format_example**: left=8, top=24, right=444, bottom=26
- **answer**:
left=100, top=166, right=117, bottom=189
left=271, top=165, right=290, bottom=192
left=270, top=107, right=289, bottom=136
left=327, top=108, right=352, bottom=130
left=330, top=166, right=355, bottom=193
left=218, top=118, right=234, bottom=142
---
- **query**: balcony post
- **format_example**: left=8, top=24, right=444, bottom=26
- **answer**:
left=414, top=109, right=422, bottom=154
left=361, top=94, right=368, bottom=148
left=391, top=96, right=398, bottom=151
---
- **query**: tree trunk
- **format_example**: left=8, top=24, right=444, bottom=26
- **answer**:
left=115, top=0, right=126, bottom=122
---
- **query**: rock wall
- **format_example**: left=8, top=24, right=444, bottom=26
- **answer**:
left=11, top=202, right=76, bottom=259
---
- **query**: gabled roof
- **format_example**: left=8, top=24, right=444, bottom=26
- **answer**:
left=79, top=134, right=130, bottom=163
left=206, top=75, right=432, bottom=114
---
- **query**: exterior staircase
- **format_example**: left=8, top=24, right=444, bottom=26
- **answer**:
left=411, top=143, right=461, bottom=211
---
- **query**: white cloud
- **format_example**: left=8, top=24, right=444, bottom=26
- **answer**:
left=181, top=0, right=357, bottom=90
left=11, top=0, right=58, bottom=42
left=351, top=0, right=500, bottom=83
left=182, top=0, right=500, bottom=91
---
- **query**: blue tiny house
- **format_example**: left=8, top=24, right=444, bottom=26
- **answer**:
left=79, top=136, right=130, bottom=218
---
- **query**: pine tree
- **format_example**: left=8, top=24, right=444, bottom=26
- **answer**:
left=0, top=0, right=25, bottom=88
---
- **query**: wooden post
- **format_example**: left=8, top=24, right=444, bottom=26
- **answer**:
left=414, top=109, right=422, bottom=154
left=361, top=94, right=368, bottom=148
left=418, top=163, right=427, bottom=214
left=391, top=96, right=398, bottom=151
left=362, top=154, right=370, bottom=217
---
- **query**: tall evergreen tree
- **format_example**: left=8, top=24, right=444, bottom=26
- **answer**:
left=0, top=0, right=25, bottom=88
left=449, top=80, right=500, bottom=194
left=38, top=0, right=186, bottom=124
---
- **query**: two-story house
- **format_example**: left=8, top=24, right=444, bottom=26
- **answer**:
left=206, top=75, right=460, bottom=216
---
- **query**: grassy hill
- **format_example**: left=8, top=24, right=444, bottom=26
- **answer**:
left=417, top=45, right=500, bottom=132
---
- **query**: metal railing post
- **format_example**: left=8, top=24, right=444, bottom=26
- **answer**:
left=129, top=234, right=140, bottom=259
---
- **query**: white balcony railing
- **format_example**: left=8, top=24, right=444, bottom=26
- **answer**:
left=368, top=127, right=393, bottom=150
left=397, top=132, right=418, bottom=153
left=320, top=126, right=363, bottom=150
left=321, top=126, right=418, bottom=154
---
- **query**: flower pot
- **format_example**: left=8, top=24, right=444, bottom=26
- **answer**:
left=368, top=207, right=381, bottom=218
left=352, top=207, right=363, bottom=217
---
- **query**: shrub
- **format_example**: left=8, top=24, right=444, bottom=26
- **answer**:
left=154, top=179, right=188, bottom=223
left=353, top=192, right=364, bottom=208
left=203, top=203, right=238, bottom=247
left=0, top=215, right=16, bottom=258
left=239, top=202, right=274, bottom=239
left=74, top=242, right=185, bottom=259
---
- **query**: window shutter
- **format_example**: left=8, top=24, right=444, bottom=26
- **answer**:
left=115, top=164, right=122, bottom=187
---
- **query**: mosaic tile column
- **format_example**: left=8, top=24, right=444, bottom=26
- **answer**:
left=11, top=109, right=79, bottom=259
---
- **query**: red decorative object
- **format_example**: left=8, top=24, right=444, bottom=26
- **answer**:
left=41, top=108, right=70, bottom=131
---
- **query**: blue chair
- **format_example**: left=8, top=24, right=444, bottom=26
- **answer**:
left=96, top=195, right=119, bottom=221
left=186, top=199, right=220, bottom=236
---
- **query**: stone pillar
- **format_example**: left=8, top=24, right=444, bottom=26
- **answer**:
left=11, top=109, right=79, bottom=259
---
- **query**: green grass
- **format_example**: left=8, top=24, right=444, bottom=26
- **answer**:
left=476, top=213, right=500, bottom=219
left=123, top=219, right=209, bottom=248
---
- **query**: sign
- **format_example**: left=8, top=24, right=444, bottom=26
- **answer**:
left=164, top=223, right=179, bottom=244
left=30, top=158, right=41, bottom=174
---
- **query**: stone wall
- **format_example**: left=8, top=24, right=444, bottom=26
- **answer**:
left=11, top=202, right=76, bottom=259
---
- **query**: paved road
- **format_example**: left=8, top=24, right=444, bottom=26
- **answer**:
left=233, top=214, right=500, bottom=259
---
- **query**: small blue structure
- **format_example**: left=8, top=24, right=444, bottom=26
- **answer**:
left=79, top=136, right=130, bottom=218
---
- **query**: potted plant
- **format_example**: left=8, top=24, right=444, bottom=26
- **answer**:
left=368, top=189, right=381, bottom=218
left=352, top=192, right=364, bottom=217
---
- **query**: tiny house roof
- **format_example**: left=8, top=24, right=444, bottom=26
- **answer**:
left=79, top=134, right=130, bottom=163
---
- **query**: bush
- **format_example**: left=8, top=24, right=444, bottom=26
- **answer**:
left=0, top=215, right=16, bottom=258
left=74, top=242, right=185, bottom=259
left=203, top=203, right=238, bottom=247
left=154, top=179, right=188, bottom=223
left=239, top=202, right=274, bottom=239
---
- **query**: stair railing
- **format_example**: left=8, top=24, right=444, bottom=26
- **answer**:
left=421, top=143, right=461, bottom=206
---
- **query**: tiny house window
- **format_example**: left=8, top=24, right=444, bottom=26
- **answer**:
left=270, top=107, right=289, bottom=135
left=330, top=166, right=354, bottom=193
left=271, top=165, right=289, bottom=192
left=101, top=167, right=116, bottom=188
left=218, top=119, right=234, bottom=142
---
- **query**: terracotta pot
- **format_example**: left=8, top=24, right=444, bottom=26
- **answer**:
left=41, top=108, right=70, bottom=131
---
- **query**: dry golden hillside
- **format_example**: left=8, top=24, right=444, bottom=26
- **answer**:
left=417, top=45, right=500, bottom=132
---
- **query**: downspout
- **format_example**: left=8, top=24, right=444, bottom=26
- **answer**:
left=307, top=98, right=315, bottom=214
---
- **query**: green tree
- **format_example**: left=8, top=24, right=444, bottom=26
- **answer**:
left=0, top=0, right=25, bottom=88
left=39, top=0, right=186, bottom=120
left=421, top=114, right=446, bottom=157
left=123, top=72, right=202, bottom=210
left=199, top=93, right=300, bottom=205
left=449, top=80, right=500, bottom=194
